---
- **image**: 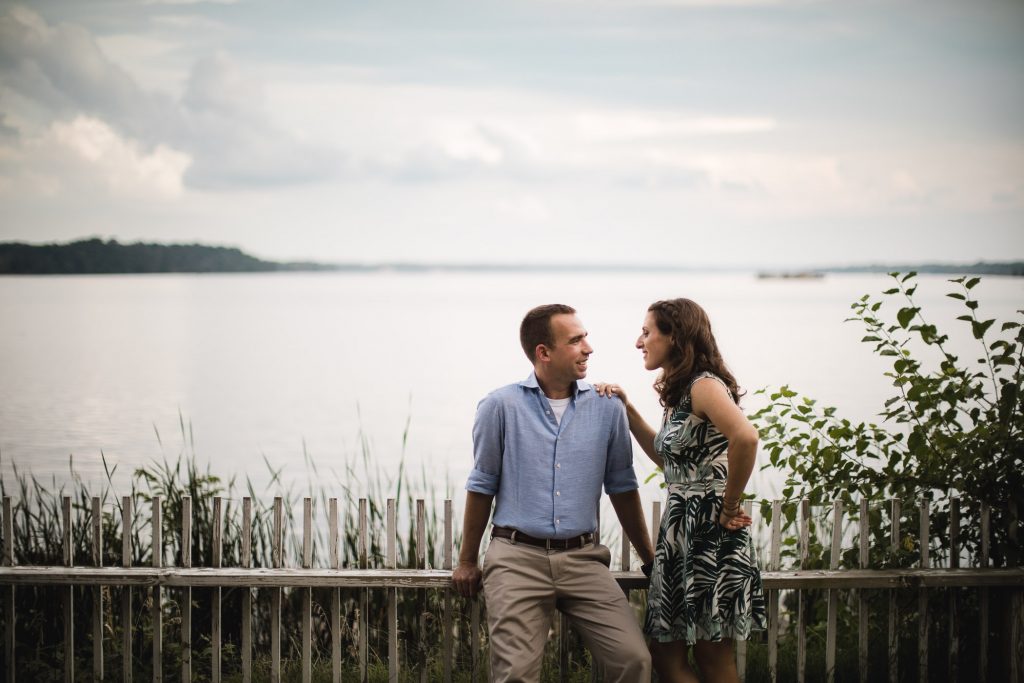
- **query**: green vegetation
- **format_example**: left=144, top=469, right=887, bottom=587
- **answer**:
left=749, top=273, right=1022, bottom=682
left=751, top=273, right=1022, bottom=566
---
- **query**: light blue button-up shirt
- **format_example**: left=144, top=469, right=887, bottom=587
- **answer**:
left=466, top=372, right=639, bottom=539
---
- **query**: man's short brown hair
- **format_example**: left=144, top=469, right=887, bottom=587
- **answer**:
left=520, top=304, right=576, bottom=362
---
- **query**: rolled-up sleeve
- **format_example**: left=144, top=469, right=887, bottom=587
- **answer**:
left=466, top=393, right=503, bottom=495
left=603, top=401, right=638, bottom=494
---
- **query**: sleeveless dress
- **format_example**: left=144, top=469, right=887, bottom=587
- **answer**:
left=643, top=371, right=768, bottom=644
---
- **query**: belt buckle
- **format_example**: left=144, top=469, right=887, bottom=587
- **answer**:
left=509, top=529, right=518, bottom=545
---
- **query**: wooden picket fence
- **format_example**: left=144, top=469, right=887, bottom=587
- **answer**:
left=1, top=494, right=1023, bottom=682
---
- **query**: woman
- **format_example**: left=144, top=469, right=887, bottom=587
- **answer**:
left=598, top=298, right=766, bottom=683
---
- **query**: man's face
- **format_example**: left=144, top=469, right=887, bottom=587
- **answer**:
left=542, top=314, right=593, bottom=381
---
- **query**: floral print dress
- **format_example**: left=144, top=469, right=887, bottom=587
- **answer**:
left=644, top=372, right=768, bottom=644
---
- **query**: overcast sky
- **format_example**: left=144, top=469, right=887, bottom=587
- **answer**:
left=1, top=0, right=1022, bottom=267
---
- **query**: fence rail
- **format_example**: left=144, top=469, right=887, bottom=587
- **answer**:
left=1, top=494, right=1023, bottom=682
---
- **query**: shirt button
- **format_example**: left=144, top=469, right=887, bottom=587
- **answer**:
left=556, top=463, right=561, bottom=469
left=556, top=519, right=560, bottom=524
left=556, top=491, right=560, bottom=496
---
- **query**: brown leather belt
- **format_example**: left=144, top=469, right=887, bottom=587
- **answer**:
left=491, top=526, right=593, bottom=551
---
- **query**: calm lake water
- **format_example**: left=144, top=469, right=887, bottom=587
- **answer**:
left=1, top=271, right=1021, bottom=514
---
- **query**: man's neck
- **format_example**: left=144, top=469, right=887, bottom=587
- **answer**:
left=535, top=368, right=574, bottom=400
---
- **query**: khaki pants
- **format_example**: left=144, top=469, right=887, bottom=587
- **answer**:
left=482, top=538, right=651, bottom=683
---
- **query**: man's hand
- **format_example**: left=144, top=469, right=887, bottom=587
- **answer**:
left=452, top=561, right=483, bottom=598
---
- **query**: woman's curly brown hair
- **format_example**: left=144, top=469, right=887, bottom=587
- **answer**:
left=648, top=298, right=744, bottom=408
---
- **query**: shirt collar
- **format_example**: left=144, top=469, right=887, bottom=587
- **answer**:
left=519, top=372, right=592, bottom=396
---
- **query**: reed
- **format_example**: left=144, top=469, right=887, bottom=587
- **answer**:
left=0, top=415, right=461, bottom=680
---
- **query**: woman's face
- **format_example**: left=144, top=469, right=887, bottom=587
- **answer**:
left=636, top=311, right=673, bottom=371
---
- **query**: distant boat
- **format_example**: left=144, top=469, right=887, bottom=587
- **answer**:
left=756, top=271, right=825, bottom=280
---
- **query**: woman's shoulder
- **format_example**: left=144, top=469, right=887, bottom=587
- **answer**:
left=687, top=371, right=732, bottom=398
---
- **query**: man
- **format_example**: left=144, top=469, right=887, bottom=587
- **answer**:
left=452, top=304, right=656, bottom=682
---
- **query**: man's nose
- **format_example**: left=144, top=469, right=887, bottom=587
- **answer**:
left=582, top=340, right=593, bottom=354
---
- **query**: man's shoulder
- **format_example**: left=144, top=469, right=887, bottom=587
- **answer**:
left=577, top=388, right=627, bottom=419
left=478, top=382, right=529, bottom=409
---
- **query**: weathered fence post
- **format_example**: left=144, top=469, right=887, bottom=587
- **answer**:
left=826, top=499, right=843, bottom=683
left=122, top=496, right=133, bottom=683
left=889, top=498, right=900, bottom=683
left=4, top=496, right=15, bottom=683
left=63, top=496, right=74, bottom=683
left=181, top=496, right=191, bottom=683
left=768, top=499, right=781, bottom=683
left=858, top=497, right=869, bottom=683
left=92, top=496, right=104, bottom=681
left=153, top=495, right=163, bottom=683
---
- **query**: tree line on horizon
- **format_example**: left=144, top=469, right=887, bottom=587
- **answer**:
left=0, top=237, right=1021, bottom=275
left=0, top=238, right=330, bottom=274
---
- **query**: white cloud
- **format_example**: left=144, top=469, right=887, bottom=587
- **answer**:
left=0, top=7, right=340, bottom=191
left=51, top=116, right=190, bottom=197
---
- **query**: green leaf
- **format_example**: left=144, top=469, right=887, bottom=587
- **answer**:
left=883, top=288, right=899, bottom=295
left=902, top=271, right=917, bottom=282
left=1001, top=322, right=1020, bottom=331
left=946, top=293, right=965, bottom=301
left=972, top=319, right=995, bottom=340
left=966, top=300, right=979, bottom=310
left=897, top=307, right=919, bottom=328
left=862, top=336, right=882, bottom=342
left=965, top=277, right=980, bottom=290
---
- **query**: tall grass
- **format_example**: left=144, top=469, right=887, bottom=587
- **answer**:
left=0, top=416, right=464, bottom=681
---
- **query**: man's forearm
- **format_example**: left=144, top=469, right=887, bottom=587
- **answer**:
left=458, top=491, right=494, bottom=566
left=609, top=489, right=655, bottom=565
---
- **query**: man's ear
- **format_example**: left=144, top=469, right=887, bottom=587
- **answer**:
left=535, top=344, right=550, bottom=361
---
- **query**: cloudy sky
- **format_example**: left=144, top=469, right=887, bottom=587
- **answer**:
left=1, top=0, right=1022, bottom=267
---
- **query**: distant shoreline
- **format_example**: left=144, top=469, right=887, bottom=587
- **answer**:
left=1, top=238, right=1021, bottom=276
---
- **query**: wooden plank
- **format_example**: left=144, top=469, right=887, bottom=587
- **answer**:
left=212, top=497, right=222, bottom=683
left=242, top=497, right=252, bottom=683
left=3, top=496, right=14, bottom=683
left=798, top=498, right=808, bottom=683
left=1011, top=589, right=1023, bottom=683
left=826, top=499, right=842, bottom=683
left=272, top=497, right=282, bottom=683
left=64, top=496, right=74, bottom=683
left=123, top=496, right=133, bottom=683
left=889, top=498, right=900, bottom=683
left=558, top=612, right=569, bottom=678
left=153, top=496, right=162, bottom=683
left=93, top=497, right=104, bottom=681
left=387, top=498, right=398, bottom=683
left=949, top=496, right=959, bottom=682
left=736, top=500, right=752, bottom=682
left=620, top=524, right=630, bottom=572
left=859, top=498, right=869, bottom=683
left=919, top=500, right=929, bottom=683
left=443, top=499, right=453, bottom=683
left=768, top=500, right=781, bottom=683
left=1, top=565, right=1021, bottom=590
left=980, top=502, right=990, bottom=683
left=417, top=499, right=427, bottom=683
left=359, top=498, right=368, bottom=683
left=471, top=596, right=481, bottom=682
left=302, top=498, right=312, bottom=683
left=181, top=497, right=191, bottom=683
left=330, top=498, right=341, bottom=683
